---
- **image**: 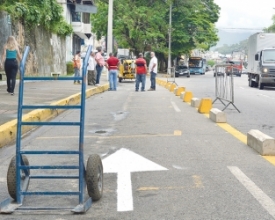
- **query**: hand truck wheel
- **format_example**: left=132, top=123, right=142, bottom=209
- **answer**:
left=7, top=155, right=30, bottom=200
left=86, top=154, right=103, bottom=201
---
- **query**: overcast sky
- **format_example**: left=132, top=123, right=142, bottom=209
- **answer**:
left=214, top=0, right=275, bottom=31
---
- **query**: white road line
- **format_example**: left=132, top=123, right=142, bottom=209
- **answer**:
left=258, top=94, right=270, bottom=98
left=171, top=101, right=181, bottom=112
left=117, top=171, right=133, bottom=212
left=228, top=166, right=275, bottom=218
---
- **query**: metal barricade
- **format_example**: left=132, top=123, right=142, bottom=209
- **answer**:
left=167, top=67, right=177, bottom=85
left=213, top=64, right=240, bottom=113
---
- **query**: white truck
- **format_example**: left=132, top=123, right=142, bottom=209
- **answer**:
left=247, top=33, right=275, bottom=89
left=117, top=48, right=130, bottom=59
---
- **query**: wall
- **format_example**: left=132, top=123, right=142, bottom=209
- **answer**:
left=0, top=11, right=67, bottom=76
left=0, top=11, right=12, bottom=59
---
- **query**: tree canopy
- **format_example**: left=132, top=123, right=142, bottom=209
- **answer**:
left=91, top=0, right=220, bottom=59
left=264, top=15, right=275, bottom=33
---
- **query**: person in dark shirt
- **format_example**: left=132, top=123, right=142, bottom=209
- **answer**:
left=0, top=36, right=22, bottom=96
left=135, top=53, right=147, bottom=91
left=106, top=53, right=119, bottom=91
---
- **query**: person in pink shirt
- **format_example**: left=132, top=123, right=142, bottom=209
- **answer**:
left=95, top=47, right=105, bottom=85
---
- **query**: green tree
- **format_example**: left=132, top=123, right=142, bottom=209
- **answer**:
left=1, top=0, right=73, bottom=37
left=92, top=0, right=219, bottom=52
left=264, top=15, right=275, bottom=33
left=91, top=0, right=220, bottom=70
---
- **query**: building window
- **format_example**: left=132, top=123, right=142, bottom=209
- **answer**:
left=72, top=11, right=81, bottom=22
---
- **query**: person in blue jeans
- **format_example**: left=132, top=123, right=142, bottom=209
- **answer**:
left=95, top=48, right=105, bottom=85
left=148, top=51, right=158, bottom=91
left=106, top=53, right=119, bottom=91
left=135, top=53, right=147, bottom=91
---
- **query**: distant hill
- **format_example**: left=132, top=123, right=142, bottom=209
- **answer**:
left=212, top=29, right=257, bottom=49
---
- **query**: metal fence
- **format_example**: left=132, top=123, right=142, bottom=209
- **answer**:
left=167, top=67, right=177, bottom=85
left=213, top=64, right=240, bottom=112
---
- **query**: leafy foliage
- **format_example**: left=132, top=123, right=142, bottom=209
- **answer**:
left=1, top=0, right=73, bottom=37
left=207, top=60, right=215, bottom=67
left=91, top=0, right=220, bottom=58
left=264, top=15, right=275, bottom=33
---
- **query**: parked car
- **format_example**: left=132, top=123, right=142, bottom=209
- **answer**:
left=206, top=66, right=210, bottom=72
left=175, top=65, right=190, bottom=77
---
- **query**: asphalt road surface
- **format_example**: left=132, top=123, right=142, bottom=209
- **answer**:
left=174, top=71, right=275, bottom=138
left=1, top=74, right=275, bottom=219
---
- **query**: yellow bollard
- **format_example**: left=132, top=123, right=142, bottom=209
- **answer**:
left=166, top=83, right=172, bottom=89
left=183, top=91, right=193, bottom=102
left=176, top=87, right=185, bottom=96
left=198, top=98, right=212, bottom=113
left=170, top=84, right=177, bottom=92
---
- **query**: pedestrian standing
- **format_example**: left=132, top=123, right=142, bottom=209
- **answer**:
left=106, top=53, right=119, bottom=91
left=87, top=51, right=96, bottom=85
left=148, top=51, right=158, bottom=91
left=73, top=51, right=81, bottom=84
left=0, top=36, right=22, bottom=96
left=135, top=53, right=147, bottom=91
left=95, top=48, right=105, bottom=85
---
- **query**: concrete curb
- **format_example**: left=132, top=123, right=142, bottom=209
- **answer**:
left=0, top=83, right=109, bottom=148
left=156, top=77, right=275, bottom=163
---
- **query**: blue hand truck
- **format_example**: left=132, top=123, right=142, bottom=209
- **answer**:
left=0, top=45, right=103, bottom=213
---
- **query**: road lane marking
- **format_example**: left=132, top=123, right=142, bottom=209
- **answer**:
left=192, top=175, right=204, bottom=188
left=137, top=186, right=192, bottom=191
left=174, top=130, right=182, bottom=136
left=171, top=101, right=181, bottom=112
left=103, top=148, right=167, bottom=212
left=0, top=178, right=6, bottom=182
left=203, top=113, right=247, bottom=144
left=137, top=175, right=203, bottom=191
left=228, top=166, right=275, bottom=218
left=262, top=156, right=275, bottom=166
left=203, top=114, right=275, bottom=167
left=37, top=133, right=182, bottom=140
left=258, top=94, right=270, bottom=98
left=217, top=123, right=247, bottom=144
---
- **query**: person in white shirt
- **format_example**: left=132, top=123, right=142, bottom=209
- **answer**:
left=148, top=51, right=158, bottom=91
left=87, top=51, right=96, bottom=85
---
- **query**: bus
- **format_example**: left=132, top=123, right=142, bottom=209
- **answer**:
left=188, top=57, right=206, bottom=75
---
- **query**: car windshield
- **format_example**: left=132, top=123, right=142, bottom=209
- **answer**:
left=177, top=66, right=188, bottom=70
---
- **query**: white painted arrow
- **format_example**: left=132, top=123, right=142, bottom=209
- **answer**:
left=102, top=148, right=168, bottom=212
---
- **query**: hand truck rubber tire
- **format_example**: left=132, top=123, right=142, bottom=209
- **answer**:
left=7, top=155, right=30, bottom=200
left=86, top=154, right=103, bottom=201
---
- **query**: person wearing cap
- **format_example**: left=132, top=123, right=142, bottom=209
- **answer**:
left=135, top=53, right=147, bottom=92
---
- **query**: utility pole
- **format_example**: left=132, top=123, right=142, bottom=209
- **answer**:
left=107, top=0, right=113, bottom=55
left=167, top=3, right=172, bottom=75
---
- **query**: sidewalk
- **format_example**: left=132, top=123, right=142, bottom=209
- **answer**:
left=0, top=73, right=109, bottom=148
